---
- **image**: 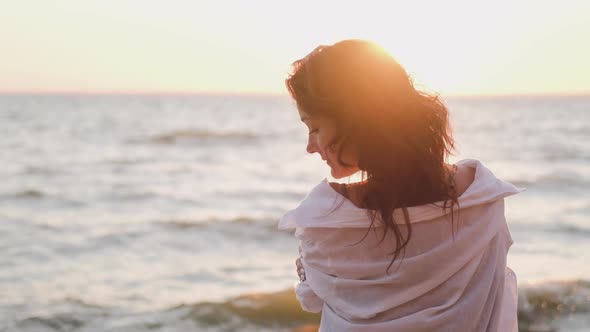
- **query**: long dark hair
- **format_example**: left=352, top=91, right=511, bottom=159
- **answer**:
left=286, top=39, right=458, bottom=270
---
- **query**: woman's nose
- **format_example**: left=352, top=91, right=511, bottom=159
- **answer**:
left=306, top=137, right=319, bottom=154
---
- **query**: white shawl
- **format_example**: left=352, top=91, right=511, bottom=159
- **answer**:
left=279, top=159, right=523, bottom=332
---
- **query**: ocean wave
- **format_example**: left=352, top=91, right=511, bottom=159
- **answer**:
left=16, top=315, right=85, bottom=331
left=180, top=289, right=319, bottom=331
left=508, top=170, right=589, bottom=188
left=8, top=283, right=590, bottom=332
left=99, top=156, right=154, bottom=165
left=551, top=223, right=590, bottom=237
left=185, top=284, right=590, bottom=332
left=131, top=129, right=259, bottom=145
left=152, top=216, right=280, bottom=229
left=11, top=298, right=107, bottom=331
left=0, top=189, right=85, bottom=208
left=563, top=201, right=590, bottom=215
left=10, top=189, right=44, bottom=198
left=21, top=166, right=65, bottom=175
left=519, top=279, right=590, bottom=331
left=0, top=189, right=82, bottom=207
left=152, top=217, right=285, bottom=239
left=8, top=290, right=317, bottom=332
left=184, top=283, right=590, bottom=332
left=542, top=149, right=590, bottom=163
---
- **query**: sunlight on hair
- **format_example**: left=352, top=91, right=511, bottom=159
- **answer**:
left=367, top=42, right=394, bottom=59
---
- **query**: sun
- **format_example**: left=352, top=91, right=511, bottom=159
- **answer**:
left=374, top=38, right=475, bottom=95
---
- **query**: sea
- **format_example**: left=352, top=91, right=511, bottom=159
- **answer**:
left=0, top=94, right=589, bottom=332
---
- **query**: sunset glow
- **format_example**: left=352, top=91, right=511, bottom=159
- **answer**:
left=1, top=0, right=588, bottom=96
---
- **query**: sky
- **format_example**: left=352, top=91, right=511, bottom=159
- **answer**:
left=1, top=0, right=589, bottom=96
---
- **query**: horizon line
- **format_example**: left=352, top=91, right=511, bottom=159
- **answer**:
left=0, top=90, right=589, bottom=98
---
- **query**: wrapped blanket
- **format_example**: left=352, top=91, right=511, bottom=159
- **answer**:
left=279, top=159, right=523, bottom=331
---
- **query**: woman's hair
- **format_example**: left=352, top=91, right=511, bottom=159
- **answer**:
left=286, top=39, right=458, bottom=271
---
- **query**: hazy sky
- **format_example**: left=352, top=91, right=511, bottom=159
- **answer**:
left=1, top=0, right=589, bottom=95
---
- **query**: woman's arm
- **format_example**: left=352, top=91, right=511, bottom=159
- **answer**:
left=294, top=243, right=324, bottom=313
left=295, top=279, right=324, bottom=313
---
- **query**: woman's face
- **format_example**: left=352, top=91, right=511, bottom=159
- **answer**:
left=298, top=109, right=360, bottom=179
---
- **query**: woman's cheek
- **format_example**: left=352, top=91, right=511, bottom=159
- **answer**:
left=317, top=134, right=330, bottom=156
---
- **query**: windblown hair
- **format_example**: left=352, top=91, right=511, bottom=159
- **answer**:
left=286, top=39, right=458, bottom=271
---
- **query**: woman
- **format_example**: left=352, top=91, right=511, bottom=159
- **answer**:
left=278, top=39, right=523, bottom=331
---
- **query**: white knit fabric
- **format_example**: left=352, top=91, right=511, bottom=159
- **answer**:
left=279, top=159, right=523, bottom=332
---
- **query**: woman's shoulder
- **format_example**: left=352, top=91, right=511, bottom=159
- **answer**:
left=280, top=159, right=523, bottom=229
left=448, top=162, right=476, bottom=197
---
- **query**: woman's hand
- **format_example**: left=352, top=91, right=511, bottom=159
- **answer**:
left=296, top=255, right=306, bottom=282
left=296, top=257, right=306, bottom=281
